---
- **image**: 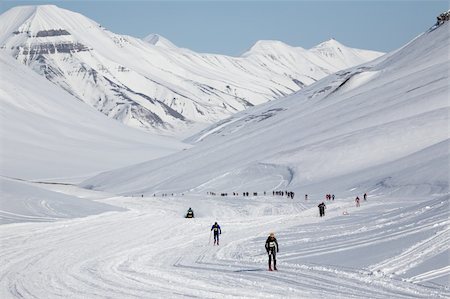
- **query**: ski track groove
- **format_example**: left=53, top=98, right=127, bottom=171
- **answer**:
left=370, top=227, right=450, bottom=275
left=409, top=265, right=450, bottom=283
left=281, top=199, right=448, bottom=260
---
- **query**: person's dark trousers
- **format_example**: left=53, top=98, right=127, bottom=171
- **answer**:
left=268, top=250, right=277, bottom=270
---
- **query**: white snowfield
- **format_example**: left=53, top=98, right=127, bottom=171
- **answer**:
left=0, top=7, right=449, bottom=299
left=0, top=5, right=382, bottom=135
left=0, top=185, right=448, bottom=298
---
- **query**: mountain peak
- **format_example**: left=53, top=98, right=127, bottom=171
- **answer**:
left=143, top=33, right=176, bottom=48
left=311, top=38, right=346, bottom=51
left=0, top=4, right=97, bottom=39
left=241, top=40, right=300, bottom=57
left=33, top=4, right=59, bottom=11
left=247, top=40, right=291, bottom=52
left=309, top=38, right=383, bottom=70
left=8, top=4, right=59, bottom=13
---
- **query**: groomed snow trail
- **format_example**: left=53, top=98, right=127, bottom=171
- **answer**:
left=0, top=187, right=448, bottom=298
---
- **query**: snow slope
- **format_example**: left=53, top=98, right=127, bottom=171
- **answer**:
left=0, top=5, right=382, bottom=135
left=82, top=22, right=449, bottom=199
left=0, top=53, right=186, bottom=181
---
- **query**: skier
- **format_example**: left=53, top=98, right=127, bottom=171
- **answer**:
left=318, top=202, right=326, bottom=217
left=211, top=222, right=221, bottom=245
left=305, top=194, right=308, bottom=200
left=363, top=193, right=367, bottom=201
left=265, top=232, right=279, bottom=271
left=186, top=207, right=194, bottom=218
left=355, top=196, right=360, bottom=207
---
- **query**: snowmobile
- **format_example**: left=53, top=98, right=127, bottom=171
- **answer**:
left=185, top=208, right=194, bottom=218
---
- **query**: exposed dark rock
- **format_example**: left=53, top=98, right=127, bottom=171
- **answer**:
left=292, top=79, right=305, bottom=88
left=436, top=10, right=450, bottom=25
left=21, top=42, right=89, bottom=55
left=131, top=105, right=167, bottom=128
left=36, top=29, right=71, bottom=37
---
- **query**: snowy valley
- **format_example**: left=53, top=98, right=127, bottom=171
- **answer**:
left=0, top=5, right=449, bottom=299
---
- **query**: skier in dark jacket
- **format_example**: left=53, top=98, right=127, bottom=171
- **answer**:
left=265, top=232, right=279, bottom=271
left=211, top=222, right=221, bottom=245
left=318, top=202, right=326, bottom=217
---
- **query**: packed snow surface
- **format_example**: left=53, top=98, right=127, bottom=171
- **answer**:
left=0, top=177, right=123, bottom=224
left=0, top=185, right=448, bottom=298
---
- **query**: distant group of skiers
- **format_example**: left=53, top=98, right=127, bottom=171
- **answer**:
left=189, top=192, right=369, bottom=220
left=273, top=190, right=295, bottom=199
left=325, top=194, right=335, bottom=201
left=205, top=190, right=295, bottom=199
left=151, top=193, right=184, bottom=197
left=317, top=192, right=368, bottom=216
left=355, top=193, right=367, bottom=207
left=305, top=193, right=335, bottom=201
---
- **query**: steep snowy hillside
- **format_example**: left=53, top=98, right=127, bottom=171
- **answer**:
left=83, top=21, right=449, bottom=199
left=0, top=5, right=382, bottom=135
left=0, top=53, right=186, bottom=181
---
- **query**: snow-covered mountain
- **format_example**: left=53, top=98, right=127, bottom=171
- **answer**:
left=0, top=53, right=186, bottom=181
left=0, top=5, right=382, bottom=135
left=82, top=20, right=449, bottom=200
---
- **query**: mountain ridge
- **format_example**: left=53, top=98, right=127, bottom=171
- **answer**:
left=0, top=4, right=383, bottom=135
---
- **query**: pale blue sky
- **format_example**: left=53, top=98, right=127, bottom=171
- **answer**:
left=1, top=1, right=448, bottom=56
